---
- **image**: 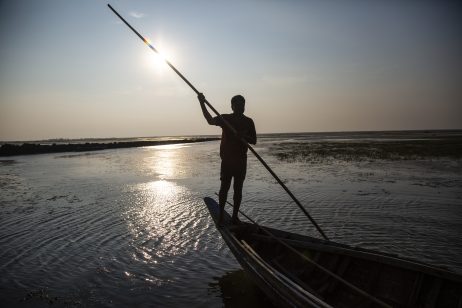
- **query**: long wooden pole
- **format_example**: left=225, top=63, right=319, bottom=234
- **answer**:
left=107, top=4, right=329, bottom=240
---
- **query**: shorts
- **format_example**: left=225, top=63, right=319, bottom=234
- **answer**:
left=220, top=158, right=247, bottom=182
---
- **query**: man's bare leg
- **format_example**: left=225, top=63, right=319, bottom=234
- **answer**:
left=218, top=177, right=232, bottom=225
left=232, top=177, right=244, bottom=224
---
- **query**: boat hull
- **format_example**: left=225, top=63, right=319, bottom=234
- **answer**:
left=204, top=197, right=462, bottom=308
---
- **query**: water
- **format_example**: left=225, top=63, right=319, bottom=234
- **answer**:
left=1, top=132, right=461, bottom=307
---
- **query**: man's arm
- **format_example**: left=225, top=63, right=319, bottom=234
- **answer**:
left=198, top=93, right=217, bottom=125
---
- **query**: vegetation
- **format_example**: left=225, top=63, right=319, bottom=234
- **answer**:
left=270, top=137, right=462, bottom=163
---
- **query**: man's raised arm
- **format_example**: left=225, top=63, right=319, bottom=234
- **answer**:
left=198, top=93, right=216, bottom=125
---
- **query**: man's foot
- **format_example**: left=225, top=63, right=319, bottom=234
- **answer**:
left=231, top=216, right=241, bottom=225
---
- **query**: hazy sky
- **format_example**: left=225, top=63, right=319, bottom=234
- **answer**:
left=1, top=0, right=461, bottom=141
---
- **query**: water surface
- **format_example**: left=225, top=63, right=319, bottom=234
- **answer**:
left=1, top=132, right=461, bottom=307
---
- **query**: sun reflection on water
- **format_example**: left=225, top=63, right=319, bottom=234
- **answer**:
left=144, top=144, right=190, bottom=180
left=124, top=178, right=194, bottom=262
left=123, top=143, right=202, bottom=268
left=146, top=180, right=178, bottom=200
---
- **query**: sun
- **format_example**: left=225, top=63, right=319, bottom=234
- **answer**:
left=143, top=39, right=174, bottom=74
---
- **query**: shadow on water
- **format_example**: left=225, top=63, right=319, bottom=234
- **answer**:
left=209, top=270, right=276, bottom=308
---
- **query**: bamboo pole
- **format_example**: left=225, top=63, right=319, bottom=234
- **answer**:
left=107, top=4, right=329, bottom=240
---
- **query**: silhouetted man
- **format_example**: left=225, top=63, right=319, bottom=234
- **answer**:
left=198, top=93, right=257, bottom=224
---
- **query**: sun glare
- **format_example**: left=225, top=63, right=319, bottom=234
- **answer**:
left=143, top=39, right=174, bottom=74
left=150, top=53, right=166, bottom=69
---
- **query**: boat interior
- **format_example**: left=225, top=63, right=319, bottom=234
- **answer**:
left=230, top=223, right=462, bottom=308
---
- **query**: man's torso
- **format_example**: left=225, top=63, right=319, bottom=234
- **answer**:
left=213, top=114, right=256, bottom=163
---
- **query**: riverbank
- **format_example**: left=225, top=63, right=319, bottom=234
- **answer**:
left=0, top=137, right=219, bottom=156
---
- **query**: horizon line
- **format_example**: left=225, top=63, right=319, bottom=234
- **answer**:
left=1, top=128, right=462, bottom=144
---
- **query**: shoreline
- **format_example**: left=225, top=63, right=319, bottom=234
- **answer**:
left=0, top=137, right=219, bottom=157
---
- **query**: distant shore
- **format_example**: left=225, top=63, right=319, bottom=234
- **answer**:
left=0, top=137, right=219, bottom=157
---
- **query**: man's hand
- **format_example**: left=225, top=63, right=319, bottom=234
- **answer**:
left=198, top=92, right=215, bottom=125
left=198, top=93, right=206, bottom=104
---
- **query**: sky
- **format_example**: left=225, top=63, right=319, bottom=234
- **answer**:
left=0, top=0, right=461, bottom=141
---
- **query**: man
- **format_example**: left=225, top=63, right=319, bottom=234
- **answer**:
left=198, top=93, right=257, bottom=224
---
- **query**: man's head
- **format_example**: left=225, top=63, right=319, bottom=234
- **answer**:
left=231, top=95, right=245, bottom=115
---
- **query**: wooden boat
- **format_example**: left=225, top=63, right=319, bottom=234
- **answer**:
left=204, top=197, right=462, bottom=308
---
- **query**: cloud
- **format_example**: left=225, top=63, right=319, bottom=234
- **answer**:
left=129, top=11, right=145, bottom=19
